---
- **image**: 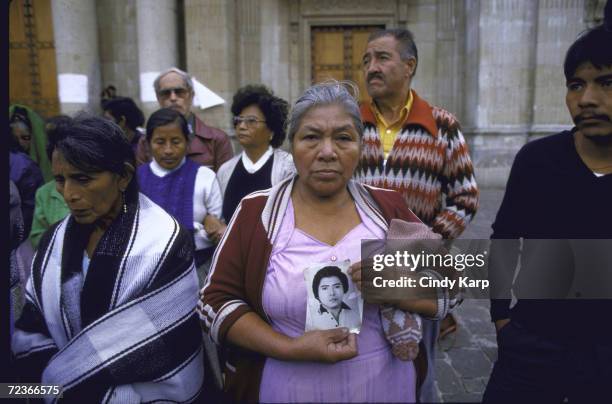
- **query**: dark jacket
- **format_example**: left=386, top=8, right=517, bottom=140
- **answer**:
left=490, top=130, right=612, bottom=342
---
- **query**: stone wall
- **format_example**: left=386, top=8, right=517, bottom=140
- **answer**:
left=464, top=0, right=593, bottom=187
left=137, top=0, right=180, bottom=117
left=96, top=0, right=140, bottom=106
left=185, top=0, right=237, bottom=140
left=48, top=0, right=605, bottom=186
left=52, top=0, right=102, bottom=115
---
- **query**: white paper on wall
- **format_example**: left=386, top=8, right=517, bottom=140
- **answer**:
left=192, top=77, right=225, bottom=110
left=140, top=71, right=160, bottom=103
left=58, top=74, right=88, bottom=103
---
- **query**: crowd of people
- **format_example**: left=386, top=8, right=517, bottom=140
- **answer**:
left=8, top=20, right=612, bottom=403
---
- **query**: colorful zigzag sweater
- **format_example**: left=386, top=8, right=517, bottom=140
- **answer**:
left=356, top=90, right=479, bottom=239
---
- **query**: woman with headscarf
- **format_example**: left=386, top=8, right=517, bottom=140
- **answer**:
left=9, top=122, right=44, bottom=237
left=200, top=81, right=453, bottom=402
left=9, top=104, right=53, bottom=182
left=12, top=114, right=204, bottom=402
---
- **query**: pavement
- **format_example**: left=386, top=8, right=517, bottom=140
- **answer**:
left=432, top=188, right=506, bottom=403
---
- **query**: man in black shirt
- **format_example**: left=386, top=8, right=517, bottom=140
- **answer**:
left=483, top=22, right=612, bottom=403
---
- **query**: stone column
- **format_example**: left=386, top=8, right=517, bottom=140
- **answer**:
left=96, top=0, right=140, bottom=104
left=51, top=0, right=101, bottom=114
left=288, top=0, right=301, bottom=103
left=260, top=0, right=291, bottom=102
left=584, top=0, right=606, bottom=27
left=237, top=0, right=261, bottom=87
left=477, top=0, right=538, bottom=130
left=184, top=0, right=237, bottom=135
left=463, top=0, right=480, bottom=132
left=532, top=0, right=586, bottom=135
left=435, top=0, right=463, bottom=118
left=467, top=0, right=539, bottom=187
left=404, top=0, right=438, bottom=103
left=136, top=0, right=180, bottom=117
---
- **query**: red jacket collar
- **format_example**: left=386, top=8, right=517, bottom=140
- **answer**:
left=191, top=114, right=214, bottom=140
left=360, top=90, right=438, bottom=138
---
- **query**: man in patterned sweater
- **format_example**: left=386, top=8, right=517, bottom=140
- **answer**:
left=357, top=28, right=479, bottom=403
left=357, top=28, right=479, bottom=240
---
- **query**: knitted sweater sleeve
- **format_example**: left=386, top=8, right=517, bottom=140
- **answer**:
left=433, top=117, right=479, bottom=239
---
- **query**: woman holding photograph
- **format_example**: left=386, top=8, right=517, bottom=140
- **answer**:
left=200, top=81, right=452, bottom=402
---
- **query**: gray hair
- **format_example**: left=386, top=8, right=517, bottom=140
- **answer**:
left=287, top=80, right=364, bottom=142
left=368, top=28, right=418, bottom=76
left=153, top=67, right=194, bottom=94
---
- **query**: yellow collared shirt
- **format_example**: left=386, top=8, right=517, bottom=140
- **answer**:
left=371, top=91, right=414, bottom=158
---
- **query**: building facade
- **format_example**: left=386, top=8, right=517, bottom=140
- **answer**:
left=9, top=0, right=607, bottom=186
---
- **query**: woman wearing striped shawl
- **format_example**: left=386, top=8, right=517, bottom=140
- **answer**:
left=12, top=115, right=204, bottom=403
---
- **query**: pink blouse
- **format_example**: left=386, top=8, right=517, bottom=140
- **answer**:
left=259, top=199, right=416, bottom=403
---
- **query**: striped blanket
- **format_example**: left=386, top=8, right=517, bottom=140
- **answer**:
left=12, top=193, right=204, bottom=403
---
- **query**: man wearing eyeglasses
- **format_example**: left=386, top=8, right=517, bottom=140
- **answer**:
left=135, top=67, right=233, bottom=172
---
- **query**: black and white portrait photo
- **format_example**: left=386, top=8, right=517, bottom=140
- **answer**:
left=304, top=261, right=363, bottom=333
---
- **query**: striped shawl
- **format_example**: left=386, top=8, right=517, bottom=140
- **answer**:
left=12, top=193, right=204, bottom=403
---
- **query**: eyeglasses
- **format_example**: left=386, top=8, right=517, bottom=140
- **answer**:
left=233, top=116, right=266, bottom=128
left=158, top=87, right=190, bottom=99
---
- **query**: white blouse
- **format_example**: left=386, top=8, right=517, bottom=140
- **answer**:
left=241, top=146, right=274, bottom=173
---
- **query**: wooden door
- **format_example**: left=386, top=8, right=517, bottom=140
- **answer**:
left=311, top=25, right=384, bottom=104
left=9, top=0, right=60, bottom=118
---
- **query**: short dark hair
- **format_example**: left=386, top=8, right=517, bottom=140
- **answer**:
left=53, top=113, right=138, bottom=201
left=145, top=108, right=190, bottom=143
left=564, top=24, right=612, bottom=80
left=103, top=97, right=145, bottom=131
left=312, top=266, right=349, bottom=300
left=45, top=115, right=72, bottom=160
left=368, top=28, right=418, bottom=76
left=231, top=84, right=289, bottom=148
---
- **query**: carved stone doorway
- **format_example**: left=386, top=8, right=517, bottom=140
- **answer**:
left=310, top=25, right=384, bottom=104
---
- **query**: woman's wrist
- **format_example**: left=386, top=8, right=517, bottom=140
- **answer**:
left=273, top=334, right=300, bottom=361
